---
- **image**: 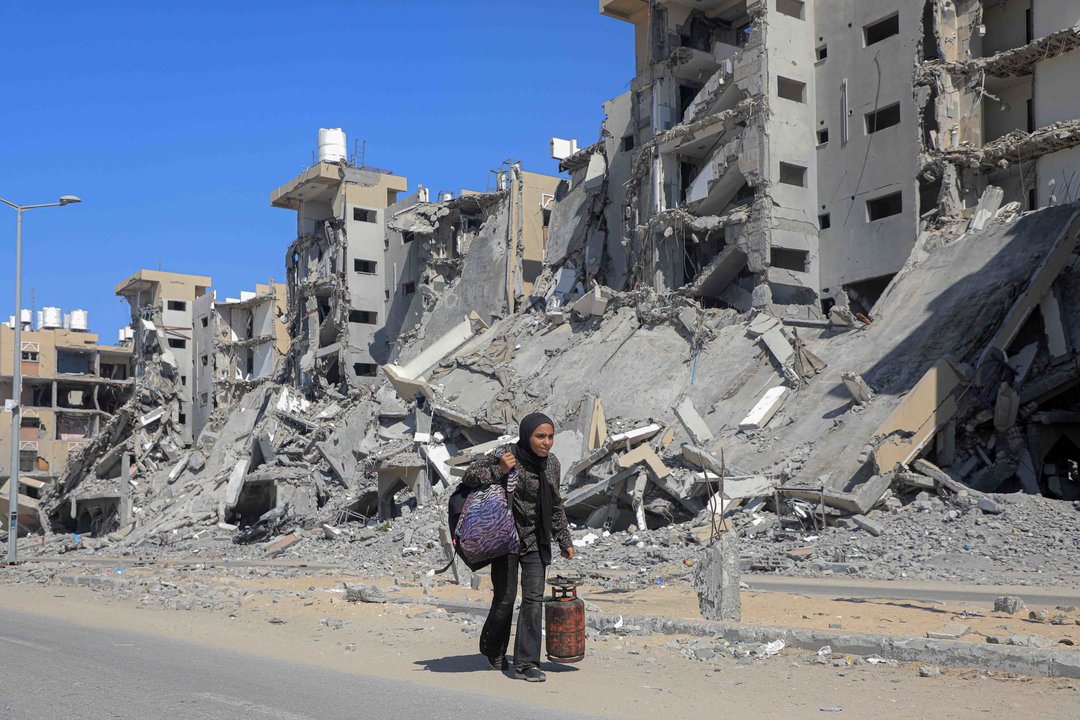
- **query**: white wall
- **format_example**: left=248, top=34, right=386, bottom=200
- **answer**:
left=1038, top=147, right=1080, bottom=205
left=345, top=204, right=386, bottom=372
left=765, top=0, right=820, bottom=292
left=1033, top=50, right=1080, bottom=127
left=1033, top=0, right=1080, bottom=40
left=813, top=0, right=922, bottom=295
left=983, top=0, right=1031, bottom=54
left=984, top=76, right=1032, bottom=141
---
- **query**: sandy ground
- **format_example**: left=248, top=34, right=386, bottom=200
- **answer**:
left=187, top=568, right=1080, bottom=648
left=2, top=571, right=1079, bottom=720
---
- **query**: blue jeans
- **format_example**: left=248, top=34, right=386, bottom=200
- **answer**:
left=479, top=551, right=546, bottom=669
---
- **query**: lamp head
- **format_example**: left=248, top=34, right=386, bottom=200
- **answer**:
left=59, top=195, right=82, bottom=206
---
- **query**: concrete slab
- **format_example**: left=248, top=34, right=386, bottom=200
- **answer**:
left=739, top=386, right=788, bottom=431
left=675, top=397, right=714, bottom=445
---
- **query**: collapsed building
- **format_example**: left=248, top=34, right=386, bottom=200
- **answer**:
left=550, top=0, right=1080, bottom=317
left=270, top=129, right=559, bottom=394
left=14, top=2, right=1080, bottom=573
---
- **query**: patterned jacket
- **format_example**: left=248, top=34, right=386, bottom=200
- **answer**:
left=461, top=445, right=573, bottom=560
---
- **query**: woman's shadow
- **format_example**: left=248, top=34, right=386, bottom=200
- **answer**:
left=414, top=655, right=580, bottom=674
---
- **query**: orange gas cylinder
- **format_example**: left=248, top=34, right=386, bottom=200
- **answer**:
left=545, top=576, right=585, bottom=663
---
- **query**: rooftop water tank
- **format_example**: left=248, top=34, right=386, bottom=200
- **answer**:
left=318, top=128, right=347, bottom=164
left=42, top=306, right=62, bottom=329
left=70, top=309, right=89, bottom=332
left=19, top=309, right=31, bottom=328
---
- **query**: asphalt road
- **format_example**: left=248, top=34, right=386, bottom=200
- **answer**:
left=0, top=609, right=600, bottom=720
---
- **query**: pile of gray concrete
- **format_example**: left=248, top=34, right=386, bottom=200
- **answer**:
left=22, top=192, right=1079, bottom=596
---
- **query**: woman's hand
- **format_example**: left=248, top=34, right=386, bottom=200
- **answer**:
left=499, top=452, right=517, bottom=475
left=561, top=546, right=575, bottom=560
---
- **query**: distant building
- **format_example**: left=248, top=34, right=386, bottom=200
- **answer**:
left=585, top=0, right=1080, bottom=313
left=271, top=129, right=424, bottom=391
left=193, top=282, right=289, bottom=419
left=0, top=313, right=134, bottom=533
left=115, top=269, right=212, bottom=444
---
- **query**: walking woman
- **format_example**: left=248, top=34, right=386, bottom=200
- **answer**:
left=461, top=412, right=575, bottom=682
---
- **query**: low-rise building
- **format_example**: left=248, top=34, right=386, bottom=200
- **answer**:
left=0, top=314, right=133, bottom=533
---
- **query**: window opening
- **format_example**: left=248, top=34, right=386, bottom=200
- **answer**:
left=778, top=163, right=807, bottom=187
left=865, top=103, right=901, bottom=133
left=770, top=248, right=809, bottom=272
left=777, top=76, right=806, bottom=103
left=864, top=13, right=899, bottom=46
left=353, top=208, right=377, bottom=223
left=348, top=310, right=377, bottom=325
left=866, top=191, right=903, bottom=221
left=776, top=0, right=804, bottom=20
left=353, top=363, right=378, bottom=377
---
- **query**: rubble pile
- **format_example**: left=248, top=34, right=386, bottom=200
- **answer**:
left=16, top=195, right=1075, bottom=592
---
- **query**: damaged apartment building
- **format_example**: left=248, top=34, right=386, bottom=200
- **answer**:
left=549, top=0, right=1080, bottom=317
left=0, top=309, right=133, bottom=534
left=116, top=270, right=289, bottom=446
left=271, top=128, right=559, bottom=395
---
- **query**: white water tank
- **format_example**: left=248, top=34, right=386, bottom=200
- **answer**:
left=70, top=309, right=89, bottom=332
left=19, top=309, right=31, bottom=328
left=42, top=306, right=62, bottom=329
left=318, top=128, right=347, bottom=164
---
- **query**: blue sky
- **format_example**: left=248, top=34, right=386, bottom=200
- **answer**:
left=0, top=1, right=633, bottom=342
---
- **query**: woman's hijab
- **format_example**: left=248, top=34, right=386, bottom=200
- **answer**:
left=512, top=412, right=554, bottom=473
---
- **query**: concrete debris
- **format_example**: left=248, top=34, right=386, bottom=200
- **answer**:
left=739, top=387, right=787, bottom=431
left=344, top=583, right=388, bottom=604
left=994, top=596, right=1026, bottom=615
left=968, top=186, right=1004, bottom=232
left=841, top=373, right=874, bottom=405
left=674, top=397, right=713, bottom=446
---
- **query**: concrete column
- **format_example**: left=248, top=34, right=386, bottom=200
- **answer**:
left=695, top=533, right=741, bottom=621
left=120, top=451, right=132, bottom=526
left=936, top=420, right=957, bottom=467
left=1039, top=289, right=1069, bottom=358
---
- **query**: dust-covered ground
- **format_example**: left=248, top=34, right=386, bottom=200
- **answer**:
left=2, top=562, right=1079, bottom=720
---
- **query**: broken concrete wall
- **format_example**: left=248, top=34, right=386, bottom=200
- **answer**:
left=192, top=292, right=216, bottom=442
left=412, top=195, right=511, bottom=342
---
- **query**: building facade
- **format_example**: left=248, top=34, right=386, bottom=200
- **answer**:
left=194, top=281, right=290, bottom=417
left=0, top=319, right=133, bottom=532
left=582, top=0, right=1080, bottom=314
left=115, top=269, right=213, bottom=445
left=271, top=136, right=424, bottom=392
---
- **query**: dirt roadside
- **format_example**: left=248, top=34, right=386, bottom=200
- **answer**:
left=2, top=571, right=1078, bottom=720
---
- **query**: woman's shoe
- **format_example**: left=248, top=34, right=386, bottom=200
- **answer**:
left=513, top=664, right=547, bottom=682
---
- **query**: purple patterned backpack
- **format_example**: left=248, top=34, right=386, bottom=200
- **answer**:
left=455, top=469, right=520, bottom=565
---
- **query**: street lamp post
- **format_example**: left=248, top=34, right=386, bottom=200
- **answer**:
left=1, top=195, right=81, bottom=564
